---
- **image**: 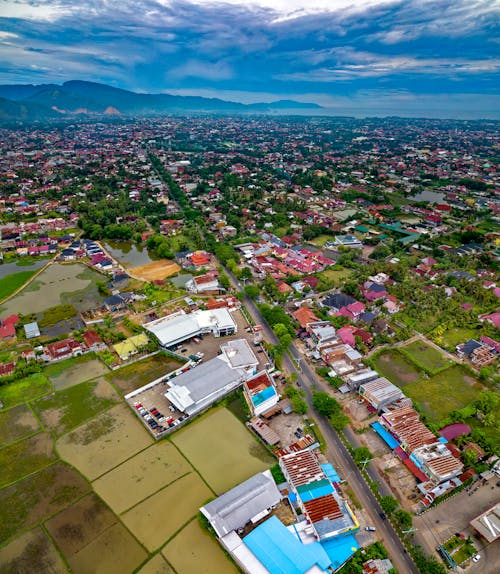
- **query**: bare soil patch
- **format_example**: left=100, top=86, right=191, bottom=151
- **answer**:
left=128, top=260, right=181, bottom=281
left=0, top=404, right=39, bottom=445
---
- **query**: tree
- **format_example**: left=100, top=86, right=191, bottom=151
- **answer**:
left=219, top=273, right=231, bottom=290
left=394, top=509, right=413, bottom=530
left=312, top=391, right=340, bottom=417
left=240, top=267, right=253, bottom=281
left=292, top=396, right=308, bottom=415
left=329, top=411, right=349, bottom=430
left=380, top=495, right=398, bottom=515
left=461, top=448, right=477, bottom=468
left=473, top=390, right=499, bottom=415
left=353, top=446, right=372, bottom=466
left=244, top=285, right=260, bottom=300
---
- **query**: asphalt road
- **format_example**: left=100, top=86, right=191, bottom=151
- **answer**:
left=226, top=268, right=420, bottom=574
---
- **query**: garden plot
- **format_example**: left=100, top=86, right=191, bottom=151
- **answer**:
left=172, top=407, right=275, bottom=494
left=56, top=403, right=152, bottom=480
left=93, top=440, right=191, bottom=514
left=163, top=518, right=238, bottom=574
left=0, top=461, right=89, bottom=543
left=34, top=379, right=119, bottom=436
left=0, top=403, right=39, bottom=445
left=0, top=432, right=56, bottom=488
left=1, top=263, right=104, bottom=316
left=403, top=341, right=450, bottom=372
left=121, top=471, right=212, bottom=551
left=45, top=354, right=110, bottom=390
left=46, top=493, right=146, bottom=574
left=0, top=527, right=68, bottom=574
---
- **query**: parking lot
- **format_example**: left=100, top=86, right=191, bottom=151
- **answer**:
left=415, top=479, right=500, bottom=573
left=125, top=308, right=272, bottom=437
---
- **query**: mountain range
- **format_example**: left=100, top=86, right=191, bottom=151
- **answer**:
left=0, top=80, right=322, bottom=122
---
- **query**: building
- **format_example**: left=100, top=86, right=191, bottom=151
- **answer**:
left=113, top=333, right=149, bottom=361
left=0, top=314, right=19, bottom=339
left=43, top=338, right=84, bottom=361
left=82, top=330, right=106, bottom=352
left=200, top=470, right=282, bottom=538
left=244, top=371, right=279, bottom=416
left=470, top=502, right=500, bottom=544
left=144, top=308, right=237, bottom=349
left=358, top=378, right=405, bottom=411
left=165, top=339, right=257, bottom=416
left=23, top=321, right=40, bottom=339
left=185, top=273, right=221, bottom=294
left=363, top=558, right=394, bottom=574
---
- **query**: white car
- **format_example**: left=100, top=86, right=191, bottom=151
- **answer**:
left=472, top=554, right=481, bottom=563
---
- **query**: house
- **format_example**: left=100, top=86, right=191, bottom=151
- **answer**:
left=0, top=314, right=18, bottom=339
left=113, top=333, right=149, bottom=361
left=44, top=338, right=84, bottom=361
left=82, top=330, right=106, bottom=352
left=361, top=281, right=387, bottom=302
left=359, top=377, right=405, bottom=410
left=185, top=274, right=221, bottom=294
left=243, top=371, right=279, bottom=416
left=363, top=558, right=395, bottom=574
left=0, top=362, right=16, bottom=377
left=322, top=293, right=355, bottom=312
left=481, top=312, right=500, bottom=329
left=104, top=294, right=128, bottom=312
left=24, top=321, right=40, bottom=339
left=293, top=306, right=320, bottom=329
left=456, top=339, right=497, bottom=366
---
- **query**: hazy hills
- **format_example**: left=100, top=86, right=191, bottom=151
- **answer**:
left=0, top=80, right=322, bottom=122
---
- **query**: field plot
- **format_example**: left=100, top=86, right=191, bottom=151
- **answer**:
left=441, top=327, right=481, bottom=350
left=0, top=269, right=39, bottom=302
left=0, top=373, right=52, bottom=409
left=0, top=404, right=39, bottom=445
left=404, top=365, right=483, bottom=423
left=34, top=379, right=119, bottom=436
left=57, top=404, right=152, bottom=480
left=106, top=353, right=183, bottom=394
left=172, top=408, right=274, bottom=494
left=45, top=354, right=109, bottom=390
left=93, top=440, right=191, bottom=514
left=128, top=259, right=180, bottom=281
left=0, top=263, right=104, bottom=316
left=0, top=432, right=56, bottom=488
left=403, top=341, right=450, bottom=372
left=163, top=518, right=238, bottom=574
left=137, top=554, right=175, bottom=574
left=0, top=461, right=89, bottom=542
left=46, top=493, right=146, bottom=574
left=316, top=266, right=353, bottom=286
left=121, top=471, right=212, bottom=551
left=0, top=527, right=68, bottom=574
left=373, top=350, right=421, bottom=386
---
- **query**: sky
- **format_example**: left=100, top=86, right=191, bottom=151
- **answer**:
left=1, top=0, right=499, bottom=117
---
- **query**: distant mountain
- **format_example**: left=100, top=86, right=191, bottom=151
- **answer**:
left=0, top=80, right=322, bottom=122
left=0, top=96, right=61, bottom=122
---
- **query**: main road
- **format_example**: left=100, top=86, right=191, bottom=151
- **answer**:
left=225, top=267, right=419, bottom=574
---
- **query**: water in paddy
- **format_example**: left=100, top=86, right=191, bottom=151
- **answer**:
left=409, top=189, right=448, bottom=204
left=103, top=241, right=158, bottom=268
left=0, top=260, right=46, bottom=279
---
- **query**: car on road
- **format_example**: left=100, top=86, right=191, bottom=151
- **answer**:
left=472, top=555, right=481, bottom=563
left=365, top=526, right=376, bottom=531
left=379, top=512, right=387, bottom=520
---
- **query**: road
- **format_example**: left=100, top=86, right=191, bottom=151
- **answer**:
left=225, top=267, right=419, bottom=574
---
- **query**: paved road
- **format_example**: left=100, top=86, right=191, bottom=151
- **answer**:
left=225, top=268, right=419, bottom=574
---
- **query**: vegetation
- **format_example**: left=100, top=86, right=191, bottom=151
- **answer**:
left=0, top=269, right=38, bottom=302
left=38, top=304, right=77, bottom=327
left=0, top=373, right=52, bottom=409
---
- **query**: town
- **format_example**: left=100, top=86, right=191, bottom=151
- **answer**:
left=0, top=116, right=498, bottom=574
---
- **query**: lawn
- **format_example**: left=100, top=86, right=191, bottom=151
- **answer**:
left=373, top=350, right=421, bottom=386
left=0, top=432, right=57, bottom=488
left=308, top=235, right=334, bottom=247
left=106, top=353, right=184, bottom=394
left=403, top=365, right=484, bottom=424
left=33, top=379, right=119, bottom=436
left=440, top=327, right=481, bottom=351
left=403, top=341, right=450, bottom=373
left=0, top=403, right=39, bottom=445
left=0, top=269, right=38, bottom=302
left=0, top=373, right=53, bottom=409
left=172, top=407, right=275, bottom=494
left=316, top=266, right=353, bottom=287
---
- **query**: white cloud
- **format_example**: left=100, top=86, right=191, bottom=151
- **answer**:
left=167, top=59, right=233, bottom=80
left=0, top=2, right=71, bottom=21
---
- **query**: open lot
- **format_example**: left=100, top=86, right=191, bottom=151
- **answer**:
left=0, top=432, right=56, bottom=488
left=440, top=327, right=482, bottom=350
left=1, top=263, right=104, bottom=315
left=106, top=353, right=183, bottom=394
left=0, top=461, right=89, bottom=542
left=172, top=407, right=274, bottom=494
left=316, top=266, right=353, bottom=286
left=0, top=527, right=68, bottom=574
left=46, top=493, right=147, bottom=574
left=402, top=341, right=450, bottom=373
left=128, top=259, right=181, bottom=281
left=373, top=350, right=421, bottom=386
left=34, top=379, right=119, bottom=436
left=93, top=440, right=191, bottom=514
left=0, top=403, right=39, bottom=445
left=45, top=354, right=109, bottom=390
left=403, top=365, right=483, bottom=424
left=163, top=518, right=238, bottom=574
left=121, top=471, right=213, bottom=551
left=56, top=403, right=152, bottom=480
left=0, top=373, right=53, bottom=409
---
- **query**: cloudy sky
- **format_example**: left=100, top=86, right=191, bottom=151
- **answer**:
left=1, top=0, right=499, bottom=117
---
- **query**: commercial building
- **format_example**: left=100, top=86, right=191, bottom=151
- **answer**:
left=165, top=339, right=257, bottom=416
left=244, top=371, right=279, bottom=416
left=358, top=377, right=405, bottom=411
left=143, top=308, right=237, bottom=349
left=470, top=502, right=500, bottom=543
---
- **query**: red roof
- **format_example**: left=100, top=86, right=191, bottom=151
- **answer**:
left=0, top=362, right=15, bottom=376
left=2, top=314, right=19, bottom=326
left=293, top=306, right=319, bottom=329
left=303, top=494, right=343, bottom=523
left=0, top=323, right=16, bottom=338
left=82, top=330, right=103, bottom=347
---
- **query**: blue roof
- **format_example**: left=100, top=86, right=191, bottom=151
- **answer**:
left=297, top=479, right=334, bottom=503
left=438, top=436, right=448, bottom=444
left=252, top=385, right=277, bottom=406
left=371, top=422, right=400, bottom=450
left=321, top=463, right=341, bottom=484
left=321, top=533, right=359, bottom=570
left=244, top=516, right=331, bottom=574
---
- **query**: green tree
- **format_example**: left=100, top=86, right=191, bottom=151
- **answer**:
left=329, top=411, right=349, bottom=430
left=380, top=495, right=398, bottom=515
left=292, top=396, right=308, bottom=415
left=353, top=446, right=372, bottom=466
left=219, top=273, right=231, bottom=290
left=312, top=391, right=340, bottom=417
left=461, top=448, right=477, bottom=468
left=244, top=285, right=260, bottom=299
left=394, top=509, right=413, bottom=530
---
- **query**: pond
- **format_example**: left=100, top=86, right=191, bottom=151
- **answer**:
left=103, top=241, right=157, bottom=268
left=0, top=260, right=46, bottom=279
left=409, top=189, right=448, bottom=204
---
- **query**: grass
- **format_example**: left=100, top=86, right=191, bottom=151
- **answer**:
left=0, top=404, right=39, bottom=445
left=440, top=327, right=481, bottom=350
left=43, top=354, right=96, bottom=379
left=373, top=350, right=421, bottom=386
left=403, top=365, right=483, bottom=424
left=0, top=433, right=57, bottom=488
left=402, top=341, right=450, bottom=373
left=38, top=304, right=77, bottom=327
left=316, top=266, right=353, bottom=286
left=308, top=234, right=334, bottom=247
left=0, top=373, right=53, bottom=409
left=43, top=353, right=109, bottom=389
left=0, top=269, right=38, bottom=301
left=33, top=380, right=119, bottom=436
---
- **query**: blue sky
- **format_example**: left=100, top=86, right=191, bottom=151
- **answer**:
left=1, top=0, right=499, bottom=117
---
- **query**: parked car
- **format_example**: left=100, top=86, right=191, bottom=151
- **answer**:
left=472, top=555, right=481, bottom=563
left=365, top=526, right=376, bottom=532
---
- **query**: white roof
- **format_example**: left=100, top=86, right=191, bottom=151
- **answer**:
left=221, top=339, right=258, bottom=368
